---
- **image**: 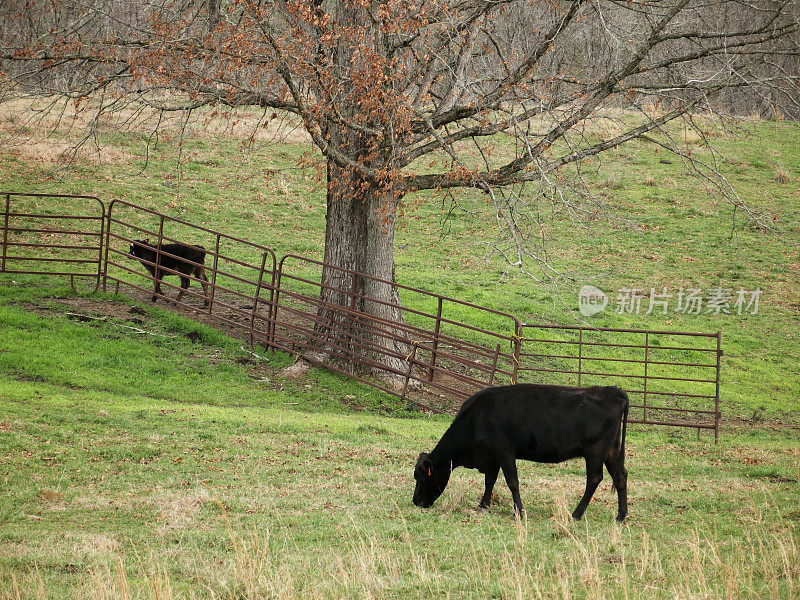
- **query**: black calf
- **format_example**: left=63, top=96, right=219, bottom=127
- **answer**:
left=128, top=239, right=210, bottom=306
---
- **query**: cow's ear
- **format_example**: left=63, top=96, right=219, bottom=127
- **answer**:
left=421, top=456, right=433, bottom=477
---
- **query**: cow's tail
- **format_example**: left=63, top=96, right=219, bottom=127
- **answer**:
left=615, top=390, right=629, bottom=489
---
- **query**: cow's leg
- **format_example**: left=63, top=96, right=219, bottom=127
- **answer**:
left=142, top=266, right=158, bottom=302
left=500, top=459, right=524, bottom=517
left=479, top=464, right=500, bottom=509
left=605, top=446, right=628, bottom=522
left=572, top=454, right=603, bottom=520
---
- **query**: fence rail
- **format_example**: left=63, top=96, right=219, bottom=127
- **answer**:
left=1, top=193, right=723, bottom=438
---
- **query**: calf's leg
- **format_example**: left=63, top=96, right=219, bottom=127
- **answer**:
left=479, top=464, right=500, bottom=509
left=151, top=276, right=163, bottom=303
left=572, top=454, right=603, bottom=520
left=176, top=276, right=190, bottom=303
left=197, top=267, right=210, bottom=307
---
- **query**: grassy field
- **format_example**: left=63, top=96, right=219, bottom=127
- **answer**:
left=0, top=287, right=798, bottom=599
left=1, top=105, right=799, bottom=597
left=1, top=105, right=798, bottom=419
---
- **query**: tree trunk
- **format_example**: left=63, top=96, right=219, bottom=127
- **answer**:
left=316, top=159, right=409, bottom=380
left=308, top=2, right=409, bottom=380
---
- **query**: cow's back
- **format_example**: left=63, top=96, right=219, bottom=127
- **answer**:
left=451, top=384, right=627, bottom=464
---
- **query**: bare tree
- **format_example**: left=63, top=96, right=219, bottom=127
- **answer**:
left=1, top=0, right=798, bottom=371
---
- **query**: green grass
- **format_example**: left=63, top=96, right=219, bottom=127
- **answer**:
left=1, top=109, right=798, bottom=420
left=0, top=283, right=403, bottom=417
left=1, top=109, right=800, bottom=597
left=0, top=291, right=798, bottom=599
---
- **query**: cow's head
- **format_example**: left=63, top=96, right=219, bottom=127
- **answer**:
left=412, top=452, right=450, bottom=508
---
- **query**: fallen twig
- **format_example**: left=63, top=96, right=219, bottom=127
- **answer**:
left=63, top=311, right=175, bottom=338
left=239, top=346, right=270, bottom=361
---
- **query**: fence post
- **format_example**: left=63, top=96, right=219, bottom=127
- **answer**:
left=271, top=255, right=289, bottom=349
left=249, top=252, right=269, bottom=350
left=512, top=321, right=522, bottom=385
left=208, top=233, right=221, bottom=313
left=401, top=344, right=418, bottom=403
left=577, top=328, right=583, bottom=387
left=489, top=343, right=501, bottom=386
left=427, top=297, right=443, bottom=382
left=93, top=202, right=106, bottom=292
left=2, top=194, right=10, bottom=273
left=265, top=253, right=277, bottom=347
left=643, top=331, right=649, bottom=424
left=152, top=215, right=165, bottom=299
left=714, top=331, right=722, bottom=443
left=102, top=201, right=113, bottom=293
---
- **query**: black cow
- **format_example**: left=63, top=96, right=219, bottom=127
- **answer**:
left=128, top=239, right=210, bottom=306
left=413, top=384, right=629, bottom=521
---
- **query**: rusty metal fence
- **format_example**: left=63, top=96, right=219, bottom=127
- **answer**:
left=518, top=324, right=722, bottom=441
left=102, top=199, right=279, bottom=350
left=270, top=253, right=521, bottom=405
left=1, top=192, right=105, bottom=290
left=1, top=194, right=723, bottom=437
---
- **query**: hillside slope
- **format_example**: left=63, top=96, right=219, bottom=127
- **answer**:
left=1, top=110, right=798, bottom=418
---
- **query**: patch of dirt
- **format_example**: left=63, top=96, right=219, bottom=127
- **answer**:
left=762, top=475, right=798, bottom=484
left=22, top=296, right=156, bottom=325
left=37, top=489, right=64, bottom=503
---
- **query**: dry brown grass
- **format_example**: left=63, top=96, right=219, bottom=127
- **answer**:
left=0, top=95, right=312, bottom=172
left=2, top=492, right=798, bottom=600
left=585, top=115, right=627, bottom=143
left=70, top=534, right=119, bottom=559
left=681, top=127, right=704, bottom=146
left=3, top=138, right=135, bottom=167
left=774, top=166, right=791, bottom=184
left=153, top=487, right=211, bottom=532
left=0, top=96, right=310, bottom=162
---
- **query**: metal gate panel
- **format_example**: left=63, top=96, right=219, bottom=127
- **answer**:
left=518, top=324, right=721, bottom=439
left=1, top=192, right=105, bottom=290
